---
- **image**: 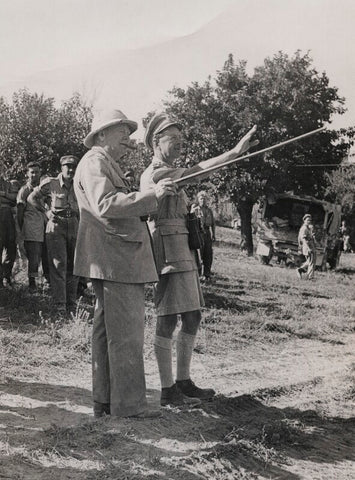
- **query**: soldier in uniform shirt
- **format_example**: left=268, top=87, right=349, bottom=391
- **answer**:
left=29, top=156, right=79, bottom=311
left=0, top=177, right=18, bottom=287
left=17, top=161, right=49, bottom=292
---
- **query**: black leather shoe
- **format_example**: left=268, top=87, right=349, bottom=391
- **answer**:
left=126, top=409, right=162, bottom=419
left=176, top=379, right=215, bottom=400
left=93, top=402, right=110, bottom=418
left=161, top=383, right=201, bottom=407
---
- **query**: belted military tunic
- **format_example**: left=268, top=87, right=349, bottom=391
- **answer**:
left=140, top=157, right=204, bottom=316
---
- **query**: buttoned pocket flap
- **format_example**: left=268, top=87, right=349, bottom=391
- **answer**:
left=51, top=193, right=67, bottom=209
left=160, top=225, right=191, bottom=262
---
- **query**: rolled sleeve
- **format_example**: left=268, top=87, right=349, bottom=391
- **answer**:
left=17, top=186, right=29, bottom=205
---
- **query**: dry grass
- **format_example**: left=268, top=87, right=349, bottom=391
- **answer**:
left=0, top=226, right=354, bottom=479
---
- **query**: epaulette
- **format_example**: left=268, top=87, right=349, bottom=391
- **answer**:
left=39, top=176, right=56, bottom=187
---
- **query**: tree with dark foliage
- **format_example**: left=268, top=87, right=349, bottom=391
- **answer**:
left=163, top=51, right=351, bottom=255
left=0, top=89, right=93, bottom=181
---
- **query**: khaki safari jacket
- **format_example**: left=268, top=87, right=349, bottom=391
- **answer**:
left=73, top=146, right=158, bottom=283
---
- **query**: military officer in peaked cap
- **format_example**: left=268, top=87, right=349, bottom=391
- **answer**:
left=140, top=112, right=258, bottom=407
left=74, top=109, right=176, bottom=419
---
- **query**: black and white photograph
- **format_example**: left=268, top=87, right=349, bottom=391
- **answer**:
left=0, top=1, right=354, bottom=478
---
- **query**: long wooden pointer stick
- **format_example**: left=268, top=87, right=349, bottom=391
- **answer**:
left=175, top=126, right=326, bottom=186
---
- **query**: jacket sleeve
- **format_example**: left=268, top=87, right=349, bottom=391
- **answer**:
left=79, top=156, right=157, bottom=218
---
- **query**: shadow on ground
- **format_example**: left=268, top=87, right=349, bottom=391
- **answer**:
left=1, top=380, right=354, bottom=480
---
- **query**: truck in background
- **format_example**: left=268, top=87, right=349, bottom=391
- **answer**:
left=255, top=194, right=342, bottom=270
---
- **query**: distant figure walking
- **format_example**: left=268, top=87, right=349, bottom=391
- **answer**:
left=340, top=220, right=353, bottom=253
left=297, top=214, right=316, bottom=280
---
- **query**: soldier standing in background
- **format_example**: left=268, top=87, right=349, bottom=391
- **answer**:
left=29, top=156, right=79, bottom=311
left=0, top=176, right=18, bottom=287
left=194, top=191, right=216, bottom=282
left=17, top=162, right=49, bottom=292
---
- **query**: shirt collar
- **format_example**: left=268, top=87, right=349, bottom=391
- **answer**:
left=92, top=146, right=131, bottom=190
left=92, top=146, right=126, bottom=178
left=58, top=173, right=73, bottom=190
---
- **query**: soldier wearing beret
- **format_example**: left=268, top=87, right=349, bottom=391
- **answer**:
left=29, top=155, right=79, bottom=311
left=74, top=109, right=175, bottom=418
left=140, top=112, right=258, bottom=407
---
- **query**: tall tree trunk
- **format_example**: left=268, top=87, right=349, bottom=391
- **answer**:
left=237, top=199, right=254, bottom=256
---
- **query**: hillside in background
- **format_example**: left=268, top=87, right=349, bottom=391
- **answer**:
left=0, top=1, right=354, bottom=137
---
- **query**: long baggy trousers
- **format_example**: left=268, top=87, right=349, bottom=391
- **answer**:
left=91, top=279, right=148, bottom=417
left=0, top=208, right=16, bottom=280
left=300, top=250, right=316, bottom=279
left=201, top=229, right=213, bottom=277
left=46, top=218, right=78, bottom=307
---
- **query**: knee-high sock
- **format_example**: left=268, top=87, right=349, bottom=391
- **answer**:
left=176, top=331, right=196, bottom=381
left=154, top=335, right=174, bottom=388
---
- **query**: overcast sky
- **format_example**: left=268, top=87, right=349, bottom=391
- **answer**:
left=0, top=0, right=234, bottom=79
left=0, top=0, right=354, bottom=134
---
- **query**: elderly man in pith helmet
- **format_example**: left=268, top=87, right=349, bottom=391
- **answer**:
left=74, top=109, right=176, bottom=419
left=140, top=112, right=258, bottom=407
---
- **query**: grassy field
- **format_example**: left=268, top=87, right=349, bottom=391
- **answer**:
left=0, top=226, right=354, bottom=480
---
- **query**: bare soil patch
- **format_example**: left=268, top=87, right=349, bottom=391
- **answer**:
left=1, top=227, right=354, bottom=479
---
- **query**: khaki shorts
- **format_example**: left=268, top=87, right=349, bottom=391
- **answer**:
left=154, top=270, right=204, bottom=316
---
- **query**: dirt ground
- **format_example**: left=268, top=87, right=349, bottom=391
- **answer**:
left=0, top=227, right=354, bottom=479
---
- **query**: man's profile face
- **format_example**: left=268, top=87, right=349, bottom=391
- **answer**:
left=157, top=126, right=182, bottom=162
left=105, top=124, right=131, bottom=160
left=61, top=164, right=76, bottom=180
left=27, top=167, right=41, bottom=186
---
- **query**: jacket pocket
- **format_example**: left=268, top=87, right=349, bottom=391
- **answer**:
left=160, top=225, right=191, bottom=262
left=104, top=219, right=144, bottom=243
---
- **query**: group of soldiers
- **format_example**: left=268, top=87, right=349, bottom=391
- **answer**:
left=0, top=154, right=217, bottom=312
left=0, top=156, right=79, bottom=313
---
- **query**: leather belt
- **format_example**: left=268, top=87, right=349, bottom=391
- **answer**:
left=54, top=209, right=76, bottom=218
